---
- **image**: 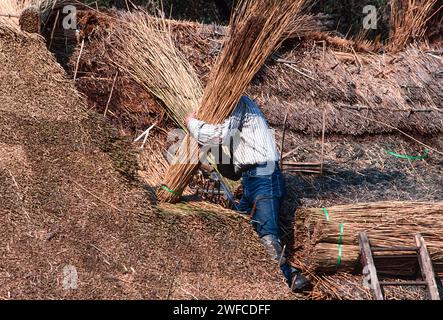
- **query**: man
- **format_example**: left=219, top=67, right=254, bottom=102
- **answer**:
left=186, top=95, right=309, bottom=292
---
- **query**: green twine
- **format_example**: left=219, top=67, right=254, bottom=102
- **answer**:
left=322, top=207, right=330, bottom=222
left=161, top=185, right=180, bottom=196
left=384, top=149, right=430, bottom=161
left=337, top=223, right=344, bottom=268
left=322, top=208, right=344, bottom=267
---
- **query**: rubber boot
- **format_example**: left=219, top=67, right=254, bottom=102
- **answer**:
left=260, top=235, right=310, bottom=292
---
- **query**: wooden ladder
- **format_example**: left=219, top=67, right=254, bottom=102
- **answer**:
left=358, top=231, right=440, bottom=300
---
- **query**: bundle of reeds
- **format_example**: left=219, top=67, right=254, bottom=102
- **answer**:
left=388, top=0, right=441, bottom=52
left=157, top=0, right=309, bottom=203
left=112, top=12, right=204, bottom=128
left=295, top=201, right=443, bottom=276
left=19, top=5, right=40, bottom=32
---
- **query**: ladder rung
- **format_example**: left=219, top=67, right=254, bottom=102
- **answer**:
left=374, top=254, right=417, bottom=259
left=380, top=281, right=427, bottom=286
left=371, top=246, right=419, bottom=252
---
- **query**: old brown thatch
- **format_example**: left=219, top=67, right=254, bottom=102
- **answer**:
left=0, top=21, right=294, bottom=300
left=18, top=5, right=40, bottom=33
left=63, top=9, right=443, bottom=140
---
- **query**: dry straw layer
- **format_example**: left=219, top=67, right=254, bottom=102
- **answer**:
left=388, top=0, right=442, bottom=52
left=157, top=0, right=309, bottom=203
left=110, top=12, right=205, bottom=192
left=67, top=8, right=442, bottom=141
left=295, top=201, right=443, bottom=276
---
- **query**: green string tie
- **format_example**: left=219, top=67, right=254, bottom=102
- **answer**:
left=385, top=149, right=430, bottom=161
left=337, top=223, right=344, bottom=267
left=322, top=207, right=330, bottom=222
left=161, top=185, right=180, bottom=196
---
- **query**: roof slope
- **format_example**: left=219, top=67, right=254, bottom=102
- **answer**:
left=0, top=24, right=291, bottom=299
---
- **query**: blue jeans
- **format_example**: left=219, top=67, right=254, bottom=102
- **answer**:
left=237, top=162, right=285, bottom=238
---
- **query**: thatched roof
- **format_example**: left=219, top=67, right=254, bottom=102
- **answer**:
left=65, top=10, right=443, bottom=137
left=5, top=5, right=442, bottom=299
left=0, top=23, right=293, bottom=299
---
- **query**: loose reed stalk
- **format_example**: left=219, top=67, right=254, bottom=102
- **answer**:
left=388, top=0, right=441, bottom=52
left=157, top=0, right=309, bottom=203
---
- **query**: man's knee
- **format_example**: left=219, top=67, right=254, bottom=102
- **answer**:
left=251, top=196, right=282, bottom=238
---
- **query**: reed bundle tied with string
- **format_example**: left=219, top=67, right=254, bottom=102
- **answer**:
left=295, top=201, right=443, bottom=276
left=156, top=0, right=309, bottom=203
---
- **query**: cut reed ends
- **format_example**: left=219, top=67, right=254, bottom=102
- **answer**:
left=157, top=0, right=309, bottom=203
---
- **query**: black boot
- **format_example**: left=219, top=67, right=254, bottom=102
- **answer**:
left=280, top=263, right=310, bottom=292
left=260, top=235, right=310, bottom=292
left=289, top=269, right=310, bottom=292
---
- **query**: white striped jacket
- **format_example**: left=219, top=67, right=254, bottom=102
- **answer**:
left=187, top=96, right=280, bottom=173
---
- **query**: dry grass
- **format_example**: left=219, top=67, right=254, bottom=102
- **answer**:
left=157, top=0, right=309, bottom=203
left=388, top=0, right=442, bottom=52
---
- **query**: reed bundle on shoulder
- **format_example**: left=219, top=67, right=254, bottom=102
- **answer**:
left=157, top=0, right=309, bottom=203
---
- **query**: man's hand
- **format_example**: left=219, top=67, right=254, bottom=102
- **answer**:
left=185, top=111, right=197, bottom=127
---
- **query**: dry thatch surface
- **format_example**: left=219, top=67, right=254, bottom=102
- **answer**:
left=15, top=6, right=442, bottom=299
left=59, top=9, right=443, bottom=190
left=0, top=23, right=296, bottom=299
left=66, top=10, right=443, bottom=139
left=157, top=0, right=309, bottom=203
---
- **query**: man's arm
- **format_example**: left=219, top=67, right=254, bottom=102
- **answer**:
left=186, top=103, right=245, bottom=146
left=187, top=117, right=231, bottom=146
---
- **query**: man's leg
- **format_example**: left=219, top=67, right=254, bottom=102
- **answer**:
left=246, top=168, right=309, bottom=292
left=252, top=196, right=309, bottom=291
left=237, top=194, right=252, bottom=215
